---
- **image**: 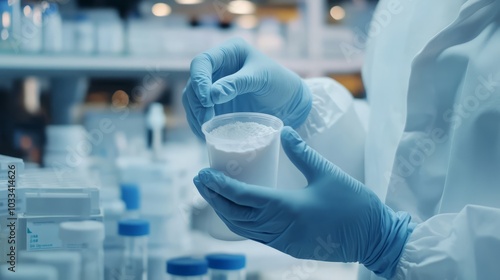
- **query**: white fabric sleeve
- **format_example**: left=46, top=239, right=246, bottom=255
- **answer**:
left=295, top=77, right=367, bottom=182
left=394, top=205, right=500, bottom=280
left=296, top=77, right=359, bottom=138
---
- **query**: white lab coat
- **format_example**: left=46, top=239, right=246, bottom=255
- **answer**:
left=285, top=0, right=500, bottom=279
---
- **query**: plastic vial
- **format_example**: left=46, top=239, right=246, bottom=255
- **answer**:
left=167, top=257, right=208, bottom=280
left=120, top=183, right=141, bottom=218
left=146, top=102, right=166, bottom=162
left=42, top=2, right=62, bottom=53
left=20, top=3, right=43, bottom=53
left=59, top=220, right=105, bottom=280
left=73, top=13, right=94, bottom=54
left=117, top=219, right=150, bottom=280
left=206, top=254, right=246, bottom=280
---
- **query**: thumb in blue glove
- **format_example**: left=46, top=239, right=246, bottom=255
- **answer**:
left=193, top=127, right=415, bottom=278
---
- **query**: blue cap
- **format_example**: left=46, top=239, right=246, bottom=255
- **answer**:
left=205, top=254, right=246, bottom=270
left=120, top=183, right=140, bottom=210
left=167, top=257, right=208, bottom=276
left=118, top=219, right=149, bottom=236
left=73, top=13, right=89, bottom=22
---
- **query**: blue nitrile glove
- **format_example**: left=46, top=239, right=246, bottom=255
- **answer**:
left=183, top=38, right=312, bottom=139
left=193, top=127, right=416, bottom=278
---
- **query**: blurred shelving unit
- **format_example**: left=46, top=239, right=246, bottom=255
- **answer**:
left=0, top=54, right=363, bottom=77
left=0, top=0, right=365, bottom=124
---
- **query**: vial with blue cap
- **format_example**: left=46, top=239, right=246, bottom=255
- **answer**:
left=205, top=254, right=246, bottom=280
left=120, top=183, right=141, bottom=218
left=117, top=219, right=150, bottom=280
left=167, top=257, right=208, bottom=280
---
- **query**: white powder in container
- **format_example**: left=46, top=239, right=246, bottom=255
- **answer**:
left=206, top=121, right=280, bottom=187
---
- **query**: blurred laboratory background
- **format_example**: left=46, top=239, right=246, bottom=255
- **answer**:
left=0, top=0, right=376, bottom=279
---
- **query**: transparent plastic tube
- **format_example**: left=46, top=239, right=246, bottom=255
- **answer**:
left=209, top=269, right=245, bottom=280
left=118, top=219, right=149, bottom=280
left=206, top=254, right=246, bottom=280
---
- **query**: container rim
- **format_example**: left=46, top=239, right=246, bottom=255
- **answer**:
left=201, top=112, right=284, bottom=143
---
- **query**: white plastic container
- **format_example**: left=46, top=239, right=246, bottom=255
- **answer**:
left=59, top=220, right=105, bottom=280
left=0, top=264, right=57, bottom=280
left=73, top=13, right=94, bottom=54
left=83, top=8, right=124, bottom=54
left=201, top=113, right=283, bottom=241
left=42, top=2, right=62, bottom=53
left=20, top=3, right=42, bottom=53
left=167, top=257, right=208, bottom=280
left=118, top=219, right=150, bottom=280
left=61, top=18, right=75, bottom=53
left=43, top=125, right=89, bottom=169
left=206, top=254, right=246, bottom=280
left=19, top=251, right=82, bottom=280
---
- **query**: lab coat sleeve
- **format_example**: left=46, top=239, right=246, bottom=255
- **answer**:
left=394, top=205, right=500, bottom=279
left=295, top=77, right=367, bottom=182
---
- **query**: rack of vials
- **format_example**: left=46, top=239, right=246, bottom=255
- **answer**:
left=0, top=154, right=248, bottom=280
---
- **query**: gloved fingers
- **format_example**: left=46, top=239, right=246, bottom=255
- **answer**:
left=182, top=86, right=203, bottom=139
left=193, top=179, right=260, bottom=222
left=197, top=168, right=278, bottom=207
left=183, top=81, right=215, bottom=138
left=210, top=66, right=267, bottom=105
left=190, top=38, right=250, bottom=107
left=281, top=126, right=332, bottom=183
left=217, top=213, right=278, bottom=244
left=200, top=184, right=288, bottom=235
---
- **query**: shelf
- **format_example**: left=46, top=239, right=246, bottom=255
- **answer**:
left=0, top=54, right=363, bottom=77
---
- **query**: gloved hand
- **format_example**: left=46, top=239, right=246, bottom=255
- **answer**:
left=193, top=127, right=416, bottom=278
left=183, top=38, right=312, bottom=139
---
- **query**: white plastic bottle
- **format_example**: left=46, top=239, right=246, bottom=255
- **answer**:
left=206, top=254, right=246, bottom=280
left=73, top=13, right=94, bottom=54
left=20, top=3, right=42, bottom=53
left=118, top=219, right=150, bottom=280
left=59, top=220, right=105, bottom=280
left=167, top=257, right=209, bottom=280
left=19, top=251, right=82, bottom=280
left=146, top=103, right=166, bottom=162
left=42, top=2, right=62, bottom=53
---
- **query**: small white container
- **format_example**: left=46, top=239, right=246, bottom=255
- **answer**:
left=19, top=251, right=82, bottom=280
left=20, top=3, right=43, bottom=53
left=43, top=125, right=90, bottom=169
left=202, top=113, right=283, bottom=241
left=59, top=220, right=105, bottom=280
left=73, top=13, right=94, bottom=54
left=42, top=2, right=62, bottom=53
